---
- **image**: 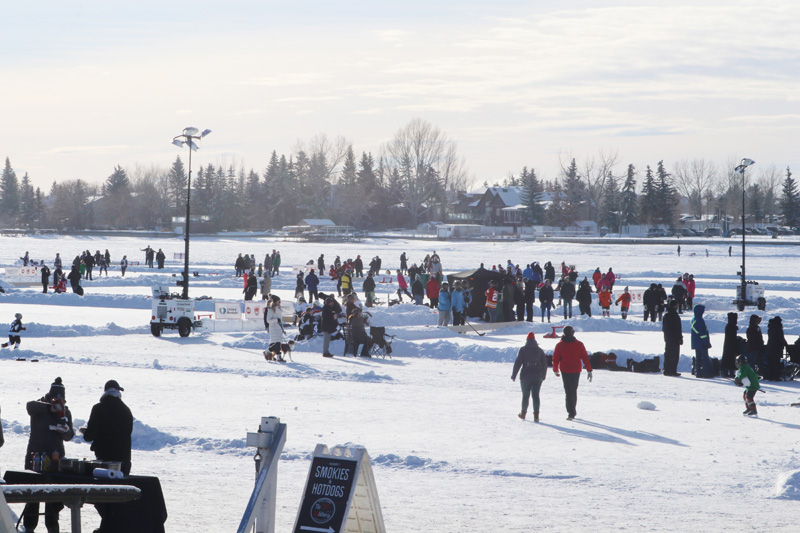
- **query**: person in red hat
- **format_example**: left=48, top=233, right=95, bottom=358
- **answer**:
left=552, top=326, right=592, bottom=420
left=511, top=332, right=548, bottom=422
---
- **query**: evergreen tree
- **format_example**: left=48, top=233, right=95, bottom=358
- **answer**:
left=545, top=180, right=570, bottom=228
left=561, top=158, right=585, bottom=223
left=18, top=173, right=36, bottom=228
left=620, top=164, right=638, bottom=227
left=599, top=172, right=620, bottom=232
left=168, top=156, right=188, bottom=216
left=780, top=167, right=800, bottom=227
left=519, top=166, right=544, bottom=224
left=102, top=165, right=132, bottom=228
left=34, top=187, right=44, bottom=228
left=639, top=165, right=657, bottom=225
left=1, top=157, right=20, bottom=222
left=654, top=160, right=677, bottom=227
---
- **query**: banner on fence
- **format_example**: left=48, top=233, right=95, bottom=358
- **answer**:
left=215, top=302, right=242, bottom=320
left=243, top=301, right=266, bottom=320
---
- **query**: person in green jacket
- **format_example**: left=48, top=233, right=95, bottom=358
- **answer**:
left=734, top=354, right=760, bottom=417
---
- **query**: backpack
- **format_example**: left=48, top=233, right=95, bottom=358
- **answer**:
left=627, top=356, right=660, bottom=373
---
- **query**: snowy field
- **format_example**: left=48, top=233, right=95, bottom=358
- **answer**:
left=1, top=234, right=800, bottom=532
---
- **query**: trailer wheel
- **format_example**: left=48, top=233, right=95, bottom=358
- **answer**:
left=177, top=317, right=192, bottom=337
left=150, top=323, right=162, bottom=337
left=757, top=297, right=766, bottom=311
left=737, top=301, right=745, bottom=312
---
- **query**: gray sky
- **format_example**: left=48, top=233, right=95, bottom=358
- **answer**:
left=2, top=0, right=798, bottom=190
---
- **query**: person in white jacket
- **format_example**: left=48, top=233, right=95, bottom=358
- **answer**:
left=264, top=295, right=285, bottom=362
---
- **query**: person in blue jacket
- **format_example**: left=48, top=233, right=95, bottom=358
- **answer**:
left=691, top=304, right=712, bottom=378
left=304, top=269, right=320, bottom=302
left=437, top=283, right=452, bottom=326
left=451, top=282, right=466, bottom=326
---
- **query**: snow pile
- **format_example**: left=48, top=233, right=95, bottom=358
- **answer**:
left=637, top=401, right=657, bottom=411
left=774, top=469, right=800, bottom=500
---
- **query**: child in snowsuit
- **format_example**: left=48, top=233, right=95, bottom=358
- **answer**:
left=598, top=288, right=612, bottom=317
left=734, top=354, right=760, bottom=416
left=2, top=313, right=25, bottom=349
left=615, top=287, right=632, bottom=319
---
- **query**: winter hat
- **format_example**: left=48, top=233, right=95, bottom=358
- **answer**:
left=49, top=377, right=65, bottom=399
left=526, top=332, right=536, bottom=340
left=562, top=326, right=575, bottom=339
left=15, top=313, right=22, bottom=319
left=104, top=379, right=124, bottom=391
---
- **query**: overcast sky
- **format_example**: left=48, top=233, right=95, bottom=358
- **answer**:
left=2, top=0, right=798, bottom=191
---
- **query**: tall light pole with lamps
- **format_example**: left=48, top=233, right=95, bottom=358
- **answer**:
left=172, top=127, right=211, bottom=299
left=734, top=158, right=755, bottom=311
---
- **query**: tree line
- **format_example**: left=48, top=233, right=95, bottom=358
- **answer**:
left=2, top=120, right=799, bottom=232
left=503, top=152, right=799, bottom=231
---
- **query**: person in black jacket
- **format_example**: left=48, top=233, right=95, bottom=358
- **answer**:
left=82, top=380, right=133, bottom=475
left=745, top=314, right=764, bottom=370
left=244, top=270, right=258, bottom=301
left=642, top=283, right=658, bottom=322
left=576, top=278, right=593, bottom=317
left=2, top=312, right=25, bottom=349
left=513, top=280, right=524, bottom=321
left=40, top=261, right=51, bottom=293
left=765, top=316, right=788, bottom=381
left=656, top=283, right=668, bottom=321
left=354, top=255, right=364, bottom=278
left=68, top=264, right=83, bottom=295
left=720, top=312, right=740, bottom=377
left=22, top=377, right=75, bottom=533
left=362, top=273, right=376, bottom=307
left=544, top=261, right=556, bottom=283
left=511, top=332, right=548, bottom=421
left=321, top=297, right=340, bottom=357
left=156, top=248, right=166, bottom=269
left=560, top=279, right=575, bottom=319
left=539, top=279, right=554, bottom=323
left=671, top=277, right=687, bottom=313
left=523, top=277, right=537, bottom=322
left=662, top=300, right=683, bottom=376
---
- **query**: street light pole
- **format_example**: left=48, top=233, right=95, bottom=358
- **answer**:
left=172, top=127, right=212, bottom=299
left=734, top=158, right=755, bottom=309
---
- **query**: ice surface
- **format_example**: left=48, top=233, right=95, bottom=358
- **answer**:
left=1, top=234, right=799, bottom=531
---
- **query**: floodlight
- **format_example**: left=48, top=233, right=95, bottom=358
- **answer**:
left=184, top=127, right=200, bottom=136
left=201, top=129, right=212, bottom=137
left=741, top=158, right=755, bottom=166
left=172, top=139, right=185, bottom=148
left=188, top=140, right=199, bottom=151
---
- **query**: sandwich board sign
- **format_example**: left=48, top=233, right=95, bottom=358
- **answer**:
left=294, top=445, right=385, bottom=533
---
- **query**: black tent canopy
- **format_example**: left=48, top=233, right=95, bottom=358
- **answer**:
left=447, top=267, right=502, bottom=318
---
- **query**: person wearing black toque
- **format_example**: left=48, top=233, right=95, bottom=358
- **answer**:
left=81, top=380, right=133, bottom=475
left=22, top=377, right=75, bottom=533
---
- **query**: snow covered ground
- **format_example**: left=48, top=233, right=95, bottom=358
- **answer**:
left=1, top=234, right=799, bottom=531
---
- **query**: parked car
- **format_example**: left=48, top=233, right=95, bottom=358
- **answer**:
left=703, top=227, right=721, bottom=237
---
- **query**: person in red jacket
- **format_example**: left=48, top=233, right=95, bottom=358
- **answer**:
left=615, top=286, right=632, bottom=319
left=552, top=326, right=592, bottom=420
left=426, top=276, right=440, bottom=309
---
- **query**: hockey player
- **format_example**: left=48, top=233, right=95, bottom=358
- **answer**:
left=598, top=287, right=613, bottom=317
left=734, top=354, right=760, bottom=416
left=615, top=287, right=632, bottom=319
left=2, top=313, right=25, bottom=349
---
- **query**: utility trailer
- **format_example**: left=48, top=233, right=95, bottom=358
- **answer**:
left=150, top=285, right=203, bottom=337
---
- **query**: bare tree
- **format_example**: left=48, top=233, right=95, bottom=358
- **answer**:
left=569, top=149, right=619, bottom=222
left=382, top=118, right=468, bottom=225
left=130, top=163, right=171, bottom=229
left=673, top=159, right=717, bottom=218
left=757, top=165, right=783, bottom=223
